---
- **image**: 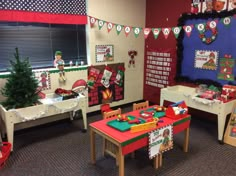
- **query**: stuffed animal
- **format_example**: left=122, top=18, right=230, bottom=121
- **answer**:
left=214, top=0, right=225, bottom=11
left=230, top=0, right=236, bottom=9
left=128, top=50, right=137, bottom=68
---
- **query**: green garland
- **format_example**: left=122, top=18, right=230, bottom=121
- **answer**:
left=199, top=25, right=218, bottom=45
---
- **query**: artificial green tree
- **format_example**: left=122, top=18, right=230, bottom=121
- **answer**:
left=1, top=48, right=39, bottom=110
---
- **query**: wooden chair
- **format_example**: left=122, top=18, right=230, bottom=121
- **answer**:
left=103, top=108, right=121, bottom=165
left=133, top=100, right=149, bottom=111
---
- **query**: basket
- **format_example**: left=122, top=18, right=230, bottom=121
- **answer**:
left=0, top=142, right=11, bottom=169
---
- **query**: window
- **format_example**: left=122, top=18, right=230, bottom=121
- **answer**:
left=0, top=22, right=87, bottom=72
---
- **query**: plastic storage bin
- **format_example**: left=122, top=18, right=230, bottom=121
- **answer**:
left=0, top=142, right=11, bottom=169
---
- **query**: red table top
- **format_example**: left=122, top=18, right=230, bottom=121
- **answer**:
left=90, top=106, right=191, bottom=147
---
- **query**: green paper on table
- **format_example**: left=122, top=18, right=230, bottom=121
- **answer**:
left=107, top=115, right=146, bottom=132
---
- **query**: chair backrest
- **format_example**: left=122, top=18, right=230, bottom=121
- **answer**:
left=100, top=103, right=112, bottom=114
left=133, top=100, right=149, bottom=111
left=103, top=108, right=122, bottom=119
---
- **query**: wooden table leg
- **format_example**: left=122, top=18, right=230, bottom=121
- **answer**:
left=118, top=146, right=124, bottom=176
left=153, top=155, right=159, bottom=169
left=183, top=127, right=190, bottom=152
left=158, top=153, right=163, bottom=167
left=154, top=153, right=163, bottom=169
left=90, top=128, right=96, bottom=164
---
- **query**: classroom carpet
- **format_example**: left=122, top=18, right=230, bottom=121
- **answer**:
left=1, top=104, right=236, bottom=176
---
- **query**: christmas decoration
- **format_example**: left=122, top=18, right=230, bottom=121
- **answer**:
left=128, top=50, right=137, bottom=68
left=87, top=67, right=100, bottom=89
left=114, top=65, right=125, bottom=86
left=199, top=23, right=218, bottom=45
left=101, top=88, right=113, bottom=104
left=71, top=79, right=87, bottom=96
left=54, top=51, right=66, bottom=82
left=101, top=66, right=113, bottom=88
left=0, top=48, right=39, bottom=110
left=217, top=54, right=235, bottom=81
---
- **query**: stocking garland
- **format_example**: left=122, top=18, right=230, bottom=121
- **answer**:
left=87, top=66, right=100, bottom=89
left=115, top=65, right=125, bottom=86
left=101, top=66, right=113, bottom=88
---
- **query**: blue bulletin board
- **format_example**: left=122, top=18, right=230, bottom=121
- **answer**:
left=177, top=11, right=236, bottom=86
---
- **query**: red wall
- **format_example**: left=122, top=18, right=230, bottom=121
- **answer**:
left=144, top=0, right=191, bottom=104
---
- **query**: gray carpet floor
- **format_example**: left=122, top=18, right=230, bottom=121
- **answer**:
left=1, top=105, right=236, bottom=176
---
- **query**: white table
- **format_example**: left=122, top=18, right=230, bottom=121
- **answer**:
left=160, top=85, right=236, bottom=142
left=0, top=95, right=87, bottom=151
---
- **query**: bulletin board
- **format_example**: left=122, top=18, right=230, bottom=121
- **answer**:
left=88, top=63, right=125, bottom=107
left=177, top=10, right=236, bottom=86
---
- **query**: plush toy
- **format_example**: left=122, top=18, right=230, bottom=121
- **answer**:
left=54, top=51, right=66, bottom=82
left=229, top=0, right=236, bottom=9
left=214, top=0, right=225, bottom=11
left=205, top=1, right=213, bottom=12
left=128, top=50, right=137, bottom=68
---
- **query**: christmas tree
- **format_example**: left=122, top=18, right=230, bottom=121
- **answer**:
left=1, top=48, right=39, bottom=110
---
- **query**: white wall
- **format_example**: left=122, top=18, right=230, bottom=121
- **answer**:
left=87, top=0, right=146, bottom=112
left=0, top=0, right=146, bottom=113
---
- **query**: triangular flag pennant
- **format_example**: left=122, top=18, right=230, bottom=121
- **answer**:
left=172, top=27, right=182, bottom=39
left=207, top=20, right=218, bottom=28
left=221, top=17, right=232, bottom=27
left=89, top=16, right=97, bottom=28
left=161, top=28, right=171, bottom=39
left=183, top=25, right=193, bottom=37
left=143, top=28, right=151, bottom=39
left=196, top=23, right=205, bottom=33
left=124, top=26, right=131, bottom=37
left=116, top=24, right=123, bottom=35
left=152, top=28, right=161, bottom=39
left=98, top=20, right=105, bottom=30
left=107, top=22, right=114, bottom=33
left=133, top=27, right=142, bottom=38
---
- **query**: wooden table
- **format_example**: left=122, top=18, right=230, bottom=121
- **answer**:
left=90, top=106, right=191, bottom=176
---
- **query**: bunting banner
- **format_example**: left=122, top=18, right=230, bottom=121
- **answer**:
left=89, top=15, right=235, bottom=41
left=144, top=28, right=151, bottom=39
left=222, top=17, right=232, bottom=27
left=133, top=27, right=142, bottom=38
left=172, top=27, right=182, bottom=39
left=162, top=28, right=171, bottom=39
left=124, top=26, right=131, bottom=37
left=183, top=25, right=194, bottom=37
left=116, top=24, right=123, bottom=35
left=98, top=20, right=105, bottom=30
left=107, top=22, right=114, bottom=33
left=152, top=28, right=161, bottom=39
left=90, top=17, right=97, bottom=28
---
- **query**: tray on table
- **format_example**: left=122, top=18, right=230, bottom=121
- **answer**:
left=139, top=107, right=166, bottom=120
left=107, top=115, right=146, bottom=132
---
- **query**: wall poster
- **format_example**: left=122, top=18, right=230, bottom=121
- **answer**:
left=148, top=124, right=173, bottom=159
left=88, top=63, right=125, bottom=107
left=34, top=70, right=51, bottom=90
left=194, top=50, right=219, bottom=70
left=95, top=45, right=114, bottom=62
